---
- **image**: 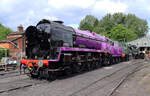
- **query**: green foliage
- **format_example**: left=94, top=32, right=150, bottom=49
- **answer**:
left=0, top=23, right=12, bottom=41
left=79, top=15, right=98, bottom=31
left=93, top=13, right=114, bottom=35
left=79, top=13, right=149, bottom=42
left=109, top=24, right=137, bottom=42
left=79, top=23, right=93, bottom=32
left=124, top=14, right=148, bottom=38
left=0, top=47, right=9, bottom=59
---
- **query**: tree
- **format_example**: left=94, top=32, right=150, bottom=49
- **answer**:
left=110, top=24, right=137, bottom=42
left=93, top=13, right=148, bottom=40
left=79, top=15, right=98, bottom=31
left=0, top=23, right=12, bottom=41
left=93, top=13, right=114, bottom=35
left=124, top=14, right=148, bottom=38
left=79, top=23, right=93, bottom=32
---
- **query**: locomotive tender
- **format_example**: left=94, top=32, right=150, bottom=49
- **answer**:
left=21, top=19, right=124, bottom=80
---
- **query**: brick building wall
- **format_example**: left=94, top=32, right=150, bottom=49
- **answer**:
left=0, top=24, right=25, bottom=60
left=9, top=36, right=25, bottom=59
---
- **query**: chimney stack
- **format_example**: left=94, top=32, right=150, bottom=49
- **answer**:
left=17, top=24, right=23, bottom=32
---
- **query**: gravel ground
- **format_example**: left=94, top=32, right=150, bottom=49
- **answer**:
left=112, top=60, right=150, bottom=96
left=0, top=60, right=147, bottom=96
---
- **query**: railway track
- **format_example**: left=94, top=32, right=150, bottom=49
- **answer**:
left=108, top=61, right=150, bottom=96
left=0, top=75, right=48, bottom=94
left=0, top=70, right=25, bottom=79
left=69, top=59, right=147, bottom=96
left=0, top=68, right=48, bottom=94
left=0, top=59, right=146, bottom=95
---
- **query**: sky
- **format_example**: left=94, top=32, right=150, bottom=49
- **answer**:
left=0, top=0, right=150, bottom=31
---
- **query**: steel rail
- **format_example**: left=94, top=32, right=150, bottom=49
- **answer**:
left=69, top=60, right=145, bottom=96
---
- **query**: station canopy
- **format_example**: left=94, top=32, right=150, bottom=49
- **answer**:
left=127, top=35, right=150, bottom=47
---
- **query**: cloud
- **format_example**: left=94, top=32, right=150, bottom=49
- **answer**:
left=0, top=0, right=150, bottom=32
left=68, top=24, right=79, bottom=29
left=0, top=0, right=60, bottom=30
left=48, top=0, right=95, bottom=9
left=0, top=0, right=13, bottom=12
left=43, top=16, right=59, bottom=21
left=0, top=0, right=22, bottom=13
left=148, top=6, right=150, bottom=11
left=92, top=0, right=128, bottom=14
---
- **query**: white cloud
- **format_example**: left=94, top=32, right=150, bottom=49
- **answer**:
left=0, top=0, right=22, bottom=13
left=43, top=8, right=51, bottom=13
left=68, top=24, right=79, bottom=28
left=21, top=10, right=59, bottom=29
left=92, top=0, right=127, bottom=14
left=148, top=6, right=150, bottom=11
left=25, top=10, right=36, bottom=24
left=0, top=0, right=150, bottom=31
left=43, top=16, right=59, bottom=21
left=48, top=0, right=95, bottom=9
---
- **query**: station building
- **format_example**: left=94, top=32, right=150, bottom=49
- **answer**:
left=128, top=35, right=150, bottom=51
left=0, top=25, right=25, bottom=60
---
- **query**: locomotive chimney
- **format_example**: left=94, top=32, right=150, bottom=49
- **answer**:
left=17, top=24, right=23, bottom=32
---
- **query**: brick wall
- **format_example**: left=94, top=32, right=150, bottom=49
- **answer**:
left=7, top=34, right=22, bottom=40
left=9, top=37, right=25, bottom=60
left=0, top=25, right=25, bottom=60
left=0, top=34, right=25, bottom=60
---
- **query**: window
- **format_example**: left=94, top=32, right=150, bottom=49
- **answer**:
left=14, top=42, right=18, bottom=48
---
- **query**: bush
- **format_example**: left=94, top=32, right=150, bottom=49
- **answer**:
left=0, top=47, right=9, bottom=59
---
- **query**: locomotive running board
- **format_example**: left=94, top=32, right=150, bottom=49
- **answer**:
left=49, top=47, right=102, bottom=62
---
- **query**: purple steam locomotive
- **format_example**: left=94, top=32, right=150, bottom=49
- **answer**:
left=21, top=19, right=124, bottom=80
